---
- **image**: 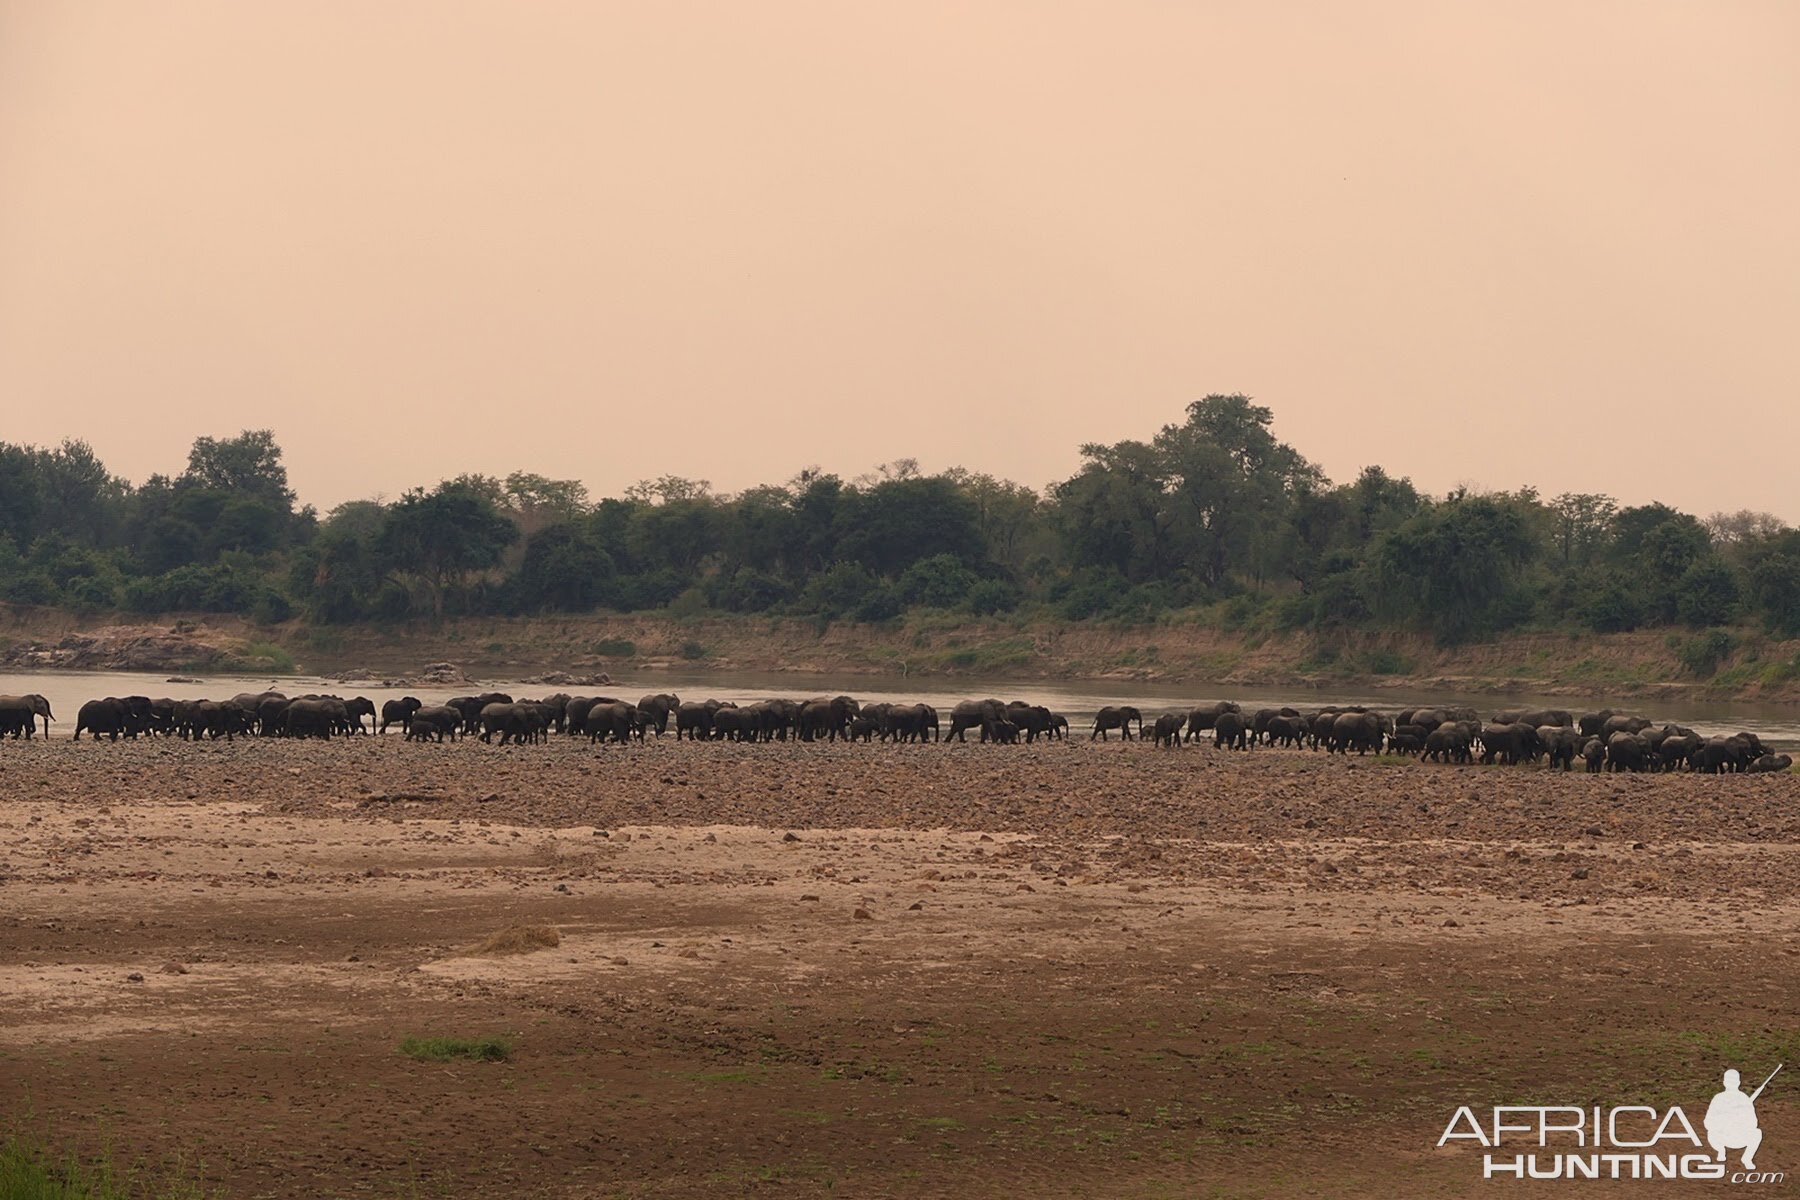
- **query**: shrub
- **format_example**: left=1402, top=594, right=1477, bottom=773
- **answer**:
left=593, top=638, right=636, bottom=657
left=678, top=639, right=708, bottom=660
left=897, top=554, right=978, bottom=608
left=800, top=561, right=881, bottom=618
left=965, top=578, right=1021, bottom=616
left=1675, top=629, right=1735, bottom=678
left=853, top=585, right=904, bottom=623
left=399, top=1036, right=511, bottom=1063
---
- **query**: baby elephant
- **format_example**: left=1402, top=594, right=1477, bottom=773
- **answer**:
left=1151, top=713, right=1184, bottom=747
left=1746, top=753, right=1792, bottom=773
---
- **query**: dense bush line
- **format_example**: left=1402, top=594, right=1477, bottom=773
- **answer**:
left=4, top=398, right=1798, bottom=649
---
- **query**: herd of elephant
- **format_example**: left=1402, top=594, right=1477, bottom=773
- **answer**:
left=1116, top=700, right=1793, bottom=774
left=1, top=689, right=1791, bottom=774
left=1, top=690, right=1057, bottom=746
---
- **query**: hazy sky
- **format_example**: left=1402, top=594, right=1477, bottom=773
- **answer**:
left=2, top=2, right=1796, bottom=517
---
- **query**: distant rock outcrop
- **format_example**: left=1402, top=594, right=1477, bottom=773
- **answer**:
left=0, top=624, right=231, bottom=672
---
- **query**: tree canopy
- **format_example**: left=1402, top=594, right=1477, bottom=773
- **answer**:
left=1, top=411, right=1794, bottom=647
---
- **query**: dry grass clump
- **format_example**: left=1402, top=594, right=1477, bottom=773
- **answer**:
left=464, top=924, right=560, bottom=957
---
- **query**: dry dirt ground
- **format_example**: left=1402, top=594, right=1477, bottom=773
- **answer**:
left=2, top=737, right=1797, bottom=1198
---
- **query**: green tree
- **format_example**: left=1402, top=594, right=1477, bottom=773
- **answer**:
left=183, top=431, right=295, bottom=509
left=1367, top=494, right=1539, bottom=642
left=379, top=482, right=518, bottom=617
left=515, top=523, right=615, bottom=611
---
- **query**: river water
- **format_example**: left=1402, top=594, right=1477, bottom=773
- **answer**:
left=4, top=667, right=1799, bottom=747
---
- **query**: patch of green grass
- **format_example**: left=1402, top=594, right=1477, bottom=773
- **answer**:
left=398, top=1035, right=511, bottom=1063
left=931, top=636, right=1035, bottom=672
left=0, top=1134, right=213, bottom=1199
left=679, top=1069, right=759, bottom=1084
left=592, top=637, right=635, bottom=657
left=227, top=641, right=295, bottom=674
left=678, top=640, right=708, bottom=660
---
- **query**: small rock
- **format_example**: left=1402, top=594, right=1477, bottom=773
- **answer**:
left=853, top=907, right=874, bottom=920
left=783, top=832, right=801, bottom=843
left=1441, top=919, right=1459, bottom=928
left=159, top=961, right=189, bottom=975
left=677, top=948, right=701, bottom=959
left=126, top=973, right=145, bottom=982
left=1631, top=842, right=1648, bottom=851
left=611, top=957, right=629, bottom=966
left=979, top=834, right=994, bottom=842
left=703, top=833, right=717, bottom=843
left=907, top=901, right=923, bottom=911
left=1017, top=883, right=1036, bottom=893
left=799, top=894, right=820, bottom=902
left=1583, top=825, right=1604, bottom=837
left=554, top=883, right=570, bottom=893
left=1571, top=867, right=1589, bottom=880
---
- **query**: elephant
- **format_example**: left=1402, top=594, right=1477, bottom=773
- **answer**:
left=147, top=698, right=177, bottom=736
left=586, top=701, right=642, bottom=744
left=1653, top=731, right=1704, bottom=771
left=1605, top=731, right=1649, bottom=773
left=1388, top=731, right=1424, bottom=756
left=257, top=696, right=292, bottom=736
left=1747, top=753, right=1793, bottom=774
left=1266, top=715, right=1308, bottom=749
left=1494, top=708, right=1572, bottom=729
left=798, top=695, right=860, bottom=742
left=1151, top=713, right=1184, bottom=747
left=981, top=717, right=1020, bottom=744
left=1582, top=737, right=1606, bottom=773
left=480, top=702, right=552, bottom=745
left=1091, top=706, right=1142, bottom=741
left=1421, top=726, right=1473, bottom=764
left=0, top=693, right=55, bottom=738
left=760, top=698, right=802, bottom=741
left=636, top=693, right=680, bottom=737
left=1601, top=715, right=1653, bottom=739
left=1213, top=710, right=1250, bottom=751
left=1479, top=723, right=1542, bottom=766
left=380, top=697, right=422, bottom=734
left=1578, top=710, right=1615, bottom=739
left=405, top=705, right=461, bottom=742
left=74, top=697, right=132, bottom=741
left=1695, top=734, right=1762, bottom=774
left=713, top=706, right=760, bottom=741
left=1537, top=726, right=1584, bottom=771
left=847, top=716, right=876, bottom=742
left=885, top=703, right=936, bottom=743
left=1306, top=711, right=1341, bottom=750
left=1327, top=711, right=1383, bottom=755
left=1184, top=701, right=1240, bottom=743
left=1004, top=702, right=1057, bottom=743
left=447, top=693, right=513, bottom=736
left=676, top=700, right=727, bottom=740
left=284, top=698, right=347, bottom=740
left=1250, top=706, right=1300, bottom=746
left=948, top=699, right=1007, bottom=743
left=342, top=697, right=377, bottom=734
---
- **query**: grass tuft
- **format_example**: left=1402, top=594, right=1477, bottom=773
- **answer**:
left=464, top=925, right=559, bottom=957
left=398, top=1036, right=511, bottom=1063
left=0, top=1133, right=213, bottom=1199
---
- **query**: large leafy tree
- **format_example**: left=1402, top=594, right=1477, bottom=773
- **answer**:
left=379, top=482, right=517, bottom=617
left=1367, top=493, right=1539, bottom=642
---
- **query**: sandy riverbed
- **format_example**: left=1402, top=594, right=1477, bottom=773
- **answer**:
left=2, top=737, right=1796, bottom=1197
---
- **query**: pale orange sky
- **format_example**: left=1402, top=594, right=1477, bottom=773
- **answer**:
left=2, top=2, right=1796, bottom=516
